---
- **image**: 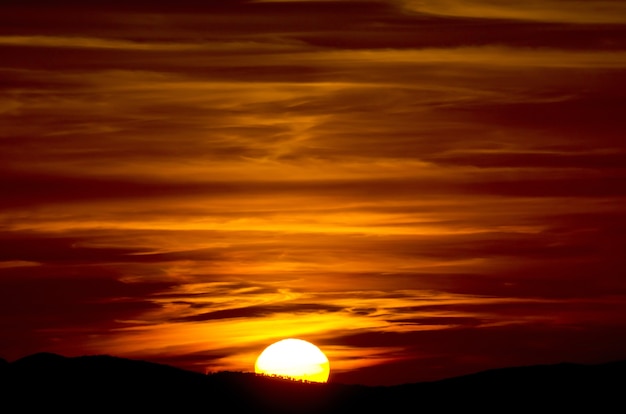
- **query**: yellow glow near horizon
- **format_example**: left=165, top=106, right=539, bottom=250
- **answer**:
left=255, top=338, right=330, bottom=383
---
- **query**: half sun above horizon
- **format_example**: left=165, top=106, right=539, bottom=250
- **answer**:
left=254, top=338, right=330, bottom=383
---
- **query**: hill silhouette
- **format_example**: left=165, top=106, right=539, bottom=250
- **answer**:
left=1, top=353, right=623, bottom=412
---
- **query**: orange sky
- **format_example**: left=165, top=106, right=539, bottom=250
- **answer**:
left=1, top=0, right=626, bottom=386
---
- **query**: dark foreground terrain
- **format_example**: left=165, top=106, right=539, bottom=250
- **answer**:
left=1, top=353, right=624, bottom=412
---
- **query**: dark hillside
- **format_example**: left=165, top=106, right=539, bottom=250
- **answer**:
left=2, top=353, right=623, bottom=412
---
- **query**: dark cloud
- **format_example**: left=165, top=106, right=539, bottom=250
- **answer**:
left=0, top=268, right=172, bottom=360
left=327, top=322, right=626, bottom=384
left=388, top=316, right=483, bottom=326
left=176, top=303, right=344, bottom=322
left=428, top=151, right=626, bottom=169
left=3, top=0, right=625, bottom=50
left=0, top=169, right=237, bottom=208
left=0, top=232, right=145, bottom=263
left=3, top=167, right=622, bottom=213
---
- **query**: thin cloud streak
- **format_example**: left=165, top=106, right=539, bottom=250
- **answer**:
left=403, top=0, right=626, bottom=24
left=0, top=36, right=212, bottom=51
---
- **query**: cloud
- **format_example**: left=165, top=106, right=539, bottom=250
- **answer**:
left=326, top=319, right=626, bottom=384
left=0, top=267, right=171, bottom=359
left=403, top=0, right=626, bottom=24
left=0, top=36, right=209, bottom=51
left=175, top=302, right=344, bottom=322
left=427, top=151, right=626, bottom=169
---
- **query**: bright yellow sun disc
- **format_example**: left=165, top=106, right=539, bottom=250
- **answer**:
left=254, top=338, right=330, bottom=383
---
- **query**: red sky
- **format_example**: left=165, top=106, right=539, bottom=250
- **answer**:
left=1, top=0, right=626, bottom=386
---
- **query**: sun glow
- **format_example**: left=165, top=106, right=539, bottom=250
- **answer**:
left=254, top=338, right=330, bottom=383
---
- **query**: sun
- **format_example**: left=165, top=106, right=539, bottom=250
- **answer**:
left=254, top=338, right=330, bottom=383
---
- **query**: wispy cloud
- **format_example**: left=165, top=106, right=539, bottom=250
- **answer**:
left=403, top=0, right=626, bottom=24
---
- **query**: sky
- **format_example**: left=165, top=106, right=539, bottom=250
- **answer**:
left=1, top=0, right=626, bottom=386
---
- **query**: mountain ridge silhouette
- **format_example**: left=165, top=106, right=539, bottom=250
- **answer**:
left=1, top=352, right=623, bottom=412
